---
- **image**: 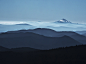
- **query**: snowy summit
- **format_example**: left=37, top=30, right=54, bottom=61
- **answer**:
left=55, top=19, right=71, bottom=23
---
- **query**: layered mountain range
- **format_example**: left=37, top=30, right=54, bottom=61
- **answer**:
left=0, top=20, right=86, bottom=64
left=6, top=28, right=86, bottom=44
left=0, top=19, right=86, bottom=50
left=0, top=28, right=86, bottom=50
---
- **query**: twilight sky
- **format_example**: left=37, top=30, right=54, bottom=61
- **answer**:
left=0, top=0, right=86, bottom=23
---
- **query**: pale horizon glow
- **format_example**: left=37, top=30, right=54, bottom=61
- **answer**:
left=0, top=0, right=86, bottom=23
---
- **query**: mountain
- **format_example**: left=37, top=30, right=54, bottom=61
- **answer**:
left=75, top=31, right=86, bottom=35
left=55, top=18, right=71, bottom=23
left=27, top=28, right=86, bottom=44
left=10, top=47, right=39, bottom=52
left=31, top=29, right=86, bottom=44
left=7, top=28, right=59, bottom=37
left=82, top=33, right=86, bottom=37
left=0, top=46, right=39, bottom=52
left=0, top=45, right=86, bottom=64
left=3, top=28, right=86, bottom=44
left=0, top=32, right=81, bottom=50
left=0, top=46, right=9, bottom=51
left=74, top=31, right=86, bottom=37
left=6, top=28, right=79, bottom=37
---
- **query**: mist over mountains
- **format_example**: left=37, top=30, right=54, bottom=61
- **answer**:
left=0, top=19, right=86, bottom=64
left=0, top=19, right=86, bottom=33
left=0, top=19, right=86, bottom=49
left=0, top=0, right=86, bottom=63
left=0, top=28, right=86, bottom=50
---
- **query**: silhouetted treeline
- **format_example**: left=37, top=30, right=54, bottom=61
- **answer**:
left=0, top=45, right=86, bottom=64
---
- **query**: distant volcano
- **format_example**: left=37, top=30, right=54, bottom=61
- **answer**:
left=55, top=19, right=71, bottom=23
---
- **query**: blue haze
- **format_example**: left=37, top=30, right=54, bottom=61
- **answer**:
left=0, top=0, right=86, bottom=23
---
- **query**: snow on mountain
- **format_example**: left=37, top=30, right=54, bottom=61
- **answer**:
left=55, top=19, right=71, bottom=23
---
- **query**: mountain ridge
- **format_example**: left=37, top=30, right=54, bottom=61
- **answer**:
left=0, top=32, right=81, bottom=50
left=1, top=28, right=86, bottom=44
left=0, top=45, right=86, bottom=64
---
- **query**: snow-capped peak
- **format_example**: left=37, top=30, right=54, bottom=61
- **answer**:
left=55, top=19, right=71, bottom=23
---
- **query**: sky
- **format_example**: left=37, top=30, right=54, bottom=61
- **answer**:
left=0, top=0, right=86, bottom=23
